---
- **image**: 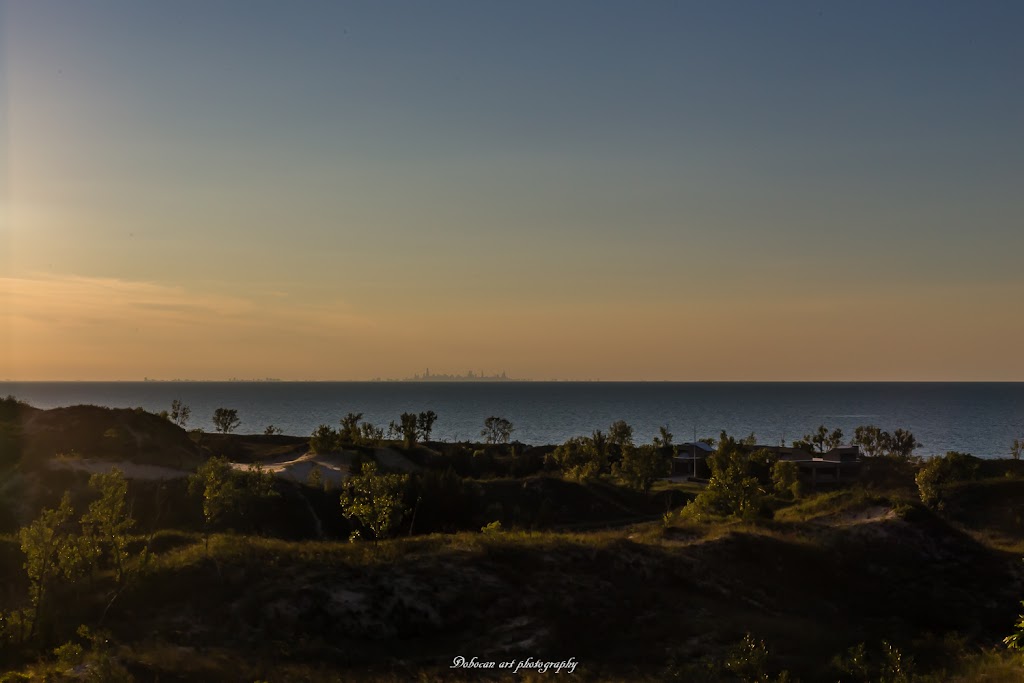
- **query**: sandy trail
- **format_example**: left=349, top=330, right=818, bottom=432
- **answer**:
left=49, top=447, right=417, bottom=485
left=230, top=452, right=349, bottom=485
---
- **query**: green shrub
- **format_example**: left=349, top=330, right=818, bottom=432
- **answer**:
left=916, top=451, right=979, bottom=509
left=309, top=424, right=339, bottom=454
left=481, top=520, right=503, bottom=534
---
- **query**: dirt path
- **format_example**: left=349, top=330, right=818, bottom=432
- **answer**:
left=230, top=452, right=349, bottom=486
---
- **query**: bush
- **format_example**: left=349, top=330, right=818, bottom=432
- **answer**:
left=309, top=424, right=339, bottom=454
left=614, top=444, right=669, bottom=493
left=548, top=436, right=606, bottom=481
left=685, top=436, right=775, bottom=520
left=771, top=460, right=801, bottom=499
left=212, top=408, right=241, bottom=434
left=916, top=451, right=980, bottom=509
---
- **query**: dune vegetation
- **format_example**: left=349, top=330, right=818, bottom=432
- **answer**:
left=1, top=396, right=1024, bottom=681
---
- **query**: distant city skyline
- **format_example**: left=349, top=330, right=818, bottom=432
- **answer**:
left=3, top=2, right=1023, bottom=381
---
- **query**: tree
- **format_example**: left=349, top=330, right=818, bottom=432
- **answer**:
left=19, top=493, right=88, bottom=639
left=212, top=408, right=240, bottom=434
left=169, top=399, right=191, bottom=428
left=481, top=416, right=514, bottom=444
left=852, top=425, right=885, bottom=457
left=263, top=424, right=283, bottom=435
left=187, top=457, right=275, bottom=545
left=341, top=462, right=410, bottom=541
left=549, top=436, right=606, bottom=481
left=771, top=460, right=801, bottom=499
left=885, top=428, right=921, bottom=457
left=80, top=469, right=135, bottom=584
left=653, top=425, right=673, bottom=449
left=417, top=410, right=438, bottom=442
left=359, top=421, right=384, bottom=446
left=189, top=456, right=240, bottom=549
left=309, top=424, right=338, bottom=454
left=1012, top=438, right=1022, bottom=461
left=802, top=425, right=841, bottom=453
left=806, top=425, right=829, bottom=453
left=791, top=438, right=815, bottom=453
left=915, top=451, right=978, bottom=509
left=686, top=436, right=772, bottom=520
left=608, top=420, right=634, bottom=448
left=399, top=412, right=419, bottom=449
left=340, top=412, right=363, bottom=444
left=615, top=444, right=669, bottom=493
left=188, top=458, right=277, bottom=549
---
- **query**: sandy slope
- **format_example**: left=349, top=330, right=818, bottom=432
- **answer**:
left=230, top=452, right=349, bottom=485
left=49, top=446, right=419, bottom=485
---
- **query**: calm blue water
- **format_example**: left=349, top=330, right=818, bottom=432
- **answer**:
left=2, top=382, right=1022, bottom=457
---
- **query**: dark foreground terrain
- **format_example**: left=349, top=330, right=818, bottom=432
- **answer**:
left=2, top=400, right=1024, bottom=681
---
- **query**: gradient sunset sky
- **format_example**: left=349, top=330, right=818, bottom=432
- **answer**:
left=3, top=1, right=1022, bottom=381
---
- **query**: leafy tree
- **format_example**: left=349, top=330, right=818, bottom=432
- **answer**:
left=188, top=456, right=240, bottom=549
left=341, top=462, right=410, bottom=541
left=802, top=425, right=825, bottom=453
left=309, top=424, right=339, bottom=454
left=481, top=416, right=514, bottom=444
left=359, top=421, right=384, bottom=445
left=653, top=425, right=673, bottom=449
left=263, top=424, right=283, bottom=435
left=608, top=420, right=634, bottom=448
left=792, top=438, right=815, bottom=453
left=417, top=410, right=438, bottom=442
left=340, top=412, right=363, bottom=444
left=80, top=469, right=135, bottom=584
left=399, top=412, right=419, bottom=449
left=212, top=408, right=240, bottom=434
left=885, top=428, right=921, bottom=457
left=615, top=443, right=669, bottom=493
left=801, top=426, right=842, bottom=453
left=686, top=436, right=773, bottom=520
left=169, top=399, right=191, bottom=428
left=19, top=493, right=88, bottom=639
left=187, top=457, right=277, bottom=548
left=548, top=436, right=606, bottom=481
left=771, top=460, right=801, bottom=499
left=915, top=451, right=979, bottom=509
left=852, top=425, right=885, bottom=457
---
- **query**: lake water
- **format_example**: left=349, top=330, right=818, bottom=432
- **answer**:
left=2, top=382, right=1023, bottom=457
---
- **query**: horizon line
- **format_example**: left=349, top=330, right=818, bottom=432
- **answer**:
left=4, top=379, right=1024, bottom=384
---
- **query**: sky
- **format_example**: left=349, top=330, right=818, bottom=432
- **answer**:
left=2, top=1, right=1023, bottom=381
